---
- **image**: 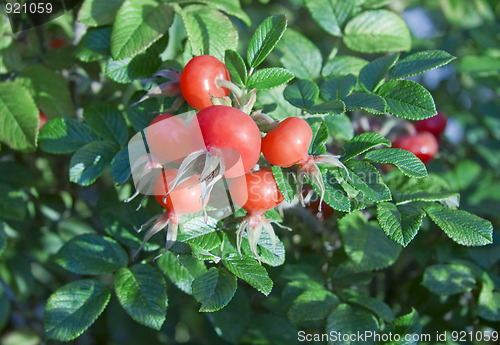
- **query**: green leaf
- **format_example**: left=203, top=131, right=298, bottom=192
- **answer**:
left=288, top=290, right=339, bottom=325
left=440, top=0, right=494, bottom=29
left=359, top=53, right=399, bottom=92
left=247, top=67, right=294, bottom=90
left=158, top=252, right=207, bottom=295
left=0, top=222, right=5, bottom=257
left=69, top=141, right=118, bottom=186
left=425, top=205, right=493, bottom=246
left=422, top=264, right=476, bottom=295
left=39, top=118, right=100, bottom=154
left=458, top=56, right=500, bottom=76
left=381, top=309, right=422, bottom=345
left=338, top=289, right=394, bottom=322
left=478, top=273, right=500, bottom=321
left=0, top=81, right=38, bottom=151
left=376, top=80, right=436, bottom=120
left=320, top=74, right=357, bottom=101
left=0, top=284, right=10, bottom=331
left=177, top=217, right=219, bottom=246
left=192, top=267, right=237, bottom=312
left=247, top=14, right=287, bottom=69
left=111, top=0, right=173, bottom=60
left=343, top=10, right=411, bottom=53
left=224, top=49, right=247, bottom=86
left=343, top=161, right=392, bottom=202
left=241, top=229, right=285, bottom=267
left=223, top=254, right=273, bottom=295
left=339, top=212, right=401, bottom=271
left=105, top=51, right=161, bottom=84
left=343, top=93, right=387, bottom=114
left=0, top=184, right=27, bottom=221
left=18, top=64, right=75, bottom=119
left=394, top=191, right=460, bottom=208
left=283, top=80, right=319, bottom=109
left=341, top=132, right=391, bottom=162
left=326, top=304, right=378, bottom=345
left=364, top=148, right=428, bottom=178
left=83, top=103, right=128, bottom=146
left=322, top=171, right=351, bottom=212
left=78, top=0, right=125, bottom=27
left=325, top=114, right=354, bottom=141
left=75, top=27, right=112, bottom=62
left=309, top=100, right=346, bottom=115
left=377, top=202, right=425, bottom=247
left=304, top=0, right=341, bottom=36
left=272, top=166, right=296, bottom=203
left=55, top=234, right=128, bottom=275
left=210, top=290, right=251, bottom=344
left=111, top=146, right=131, bottom=184
left=390, top=50, right=456, bottom=79
left=114, top=264, right=167, bottom=330
left=361, top=0, right=395, bottom=9
left=276, top=29, right=322, bottom=80
left=44, top=279, right=111, bottom=341
left=308, top=121, right=329, bottom=155
left=206, top=0, right=251, bottom=27
left=322, top=56, right=368, bottom=77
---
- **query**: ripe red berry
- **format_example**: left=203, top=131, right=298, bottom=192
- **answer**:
left=414, top=112, right=447, bottom=138
left=39, top=110, right=48, bottom=131
left=393, top=132, right=438, bottom=164
left=49, top=37, right=69, bottom=49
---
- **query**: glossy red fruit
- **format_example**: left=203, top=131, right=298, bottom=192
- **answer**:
left=193, top=105, right=261, bottom=178
left=146, top=114, right=192, bottom=164
left=393, top=132, right=438, bottom=164
left=49, top=37, right=69, bottom=49
left=229, top=168, right=284, bottom=216
left=39, top=110, right=48, bottom=131
left=154, top=169, right=205, bottom=216
left=261, top=117, right=313, bottom=167
left=414, top=112, right=447, bottom=138
left=180, top=55, right=230, bottom=110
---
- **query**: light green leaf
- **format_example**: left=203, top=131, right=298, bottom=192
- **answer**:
left=247, top=14, right=287, bottom=69
left=458, top=56, right=500, bottom=76
left=192, top=267, right=237, bottom=312
left=83, top=103, right=128, bottom=146
left=377, top=202, right=425, bottom=247
left=320, top=74, right=357, bottom=100
left=247, top=67, right=294, bottom=90
left=390, top=50, right=456, bottom=79
left=111, top=146, right=131, bottom=184
left=55, top=234, right=128, bottom=275
left=272, top=166, right=296, bottom=203
left=158, top=252, right=207, bottom=295
left=111, top=0, right=173, bottom=60
left=225, top=49, right=247, bottom=86
left=283, top=80, right=319, bottom=109
left=304, top=0, right=341, bottom=36
left=341, top=132, right=391, bottom=162
left=69, top=141, right=118, bottom=186
left=425, top=205, right=493, bottom=246
left=325, top=114, right=354, bottom=141
left=359, top=53, right=399, bottom=92
left=440, top=0, right=494, bottom=29
left=326, top=304, right=378, bottom=345
left=478, top=273, right=500, bottom=321
left=394, top=191, right=460, bottom=208
left=343, top=10, right=411, bottom=53
left=223, top=254, right=273, bottom=295
left=364, top=148, right=428, bottom=178
left=39, top=118, right=100, bottom=154
left=78, top=0, right=125, bottom=27
left=288, top=290, right=339, bottom=325
left=339, top=289, right=394, bottom=322
left=240, top=229, right=285, bottom=267
left=343, top=93, right=387, bottom=114
left=277, top=29, right=322, bottom=80
left=322, top=56, right=368, bottom=77
left=181, top=5, right=238, bottom=61
left=75, top=27, right=112, bottom=62
left=44, top=279, right=111, bottom=341
left=377, top=80, right=436, bottom=120
left=422, top=264, right=476, bottom=295
left=0, top=81, right=38, bottom=151
left=381, top=309, right=422, bottom=345
left=114, top=264, right=167, bottom=330
left=207, top=0, right=251, bottom=27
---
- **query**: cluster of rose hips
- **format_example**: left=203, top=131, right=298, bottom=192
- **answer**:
left=132, top=55, right=347, bottom=261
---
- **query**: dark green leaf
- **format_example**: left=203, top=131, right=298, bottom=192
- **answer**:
left=105, top=52, right=161, bottom=84
left=341, top=132, right=391, bottom=162
left=381, top=309, right=422, bottom=345
left=206, top=0, right=251, bottom=27
left=83, top=103, right=128, bottom=146
left=343, top=10, right=411, bottom=53
left=0, top=184, right=26, bottom=221
left=114, top=264, right=167, bottom=330
left=55, top=234, right=128, bottom=275
left=326, top=304, right=378, bottom=345
left=223, top=254, right=273, bottom=295
left=283, top=80, right=319, bottom=109
left=44, top=279, right=111, bottom=341
left=376, top=80, right=436, bottom=120
left=158, top=252, right=207, bottom=295
left=364, top=148, right=428, bottom=178
left=241, top=229, right=285, bottom=267
left=308, top=121, right=329, bottom=155
left=225, top=49, right=247, bottom=86
left=322, top=171, right=351, bottom=212
left=322, top=56, right=368, bottom=77
left=343, top=161, right=392, bottom=202
left=288, top=290, right=339, bottom=325
left=69, top=141, right=118, bottom=186
left=304, top=0, right=341, bottom=36
left=0, top=284, right=10, bottom=331
left=359, top=53, right=399, bottom=92
left=425, top=205, right=493, bottom=246
left=343, top=93, right=387, bottom=114
left=272, top=166, right=296, bottom=203
left=75, top=27, right=112, bottom=62
left=377, top=202, right=425, bottom=247
left=320, top=74, right=357, bottom=100
left=422, top=264, right=476, bottom=295
left=247, top=14, right=287, bottom=68
left=390, top=50, right=456, bottom=79
left=210, top=290, right=251, bottom=344
left=478, top=273, right=500, bottom=321
left=111, top=146, right=131, bottom=184
left=309, top=100, right=346, bottom=115
left=338, top=289, right=394, bottom=322
left=0, top=222, right=5, bottom=257
left=247, top=67, right=294, bottom=90
left=78, top=0, right=124, bottom=26
left=39, top=118, right=100, bottom=154
left=192, top=267, right=237, bottom=312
